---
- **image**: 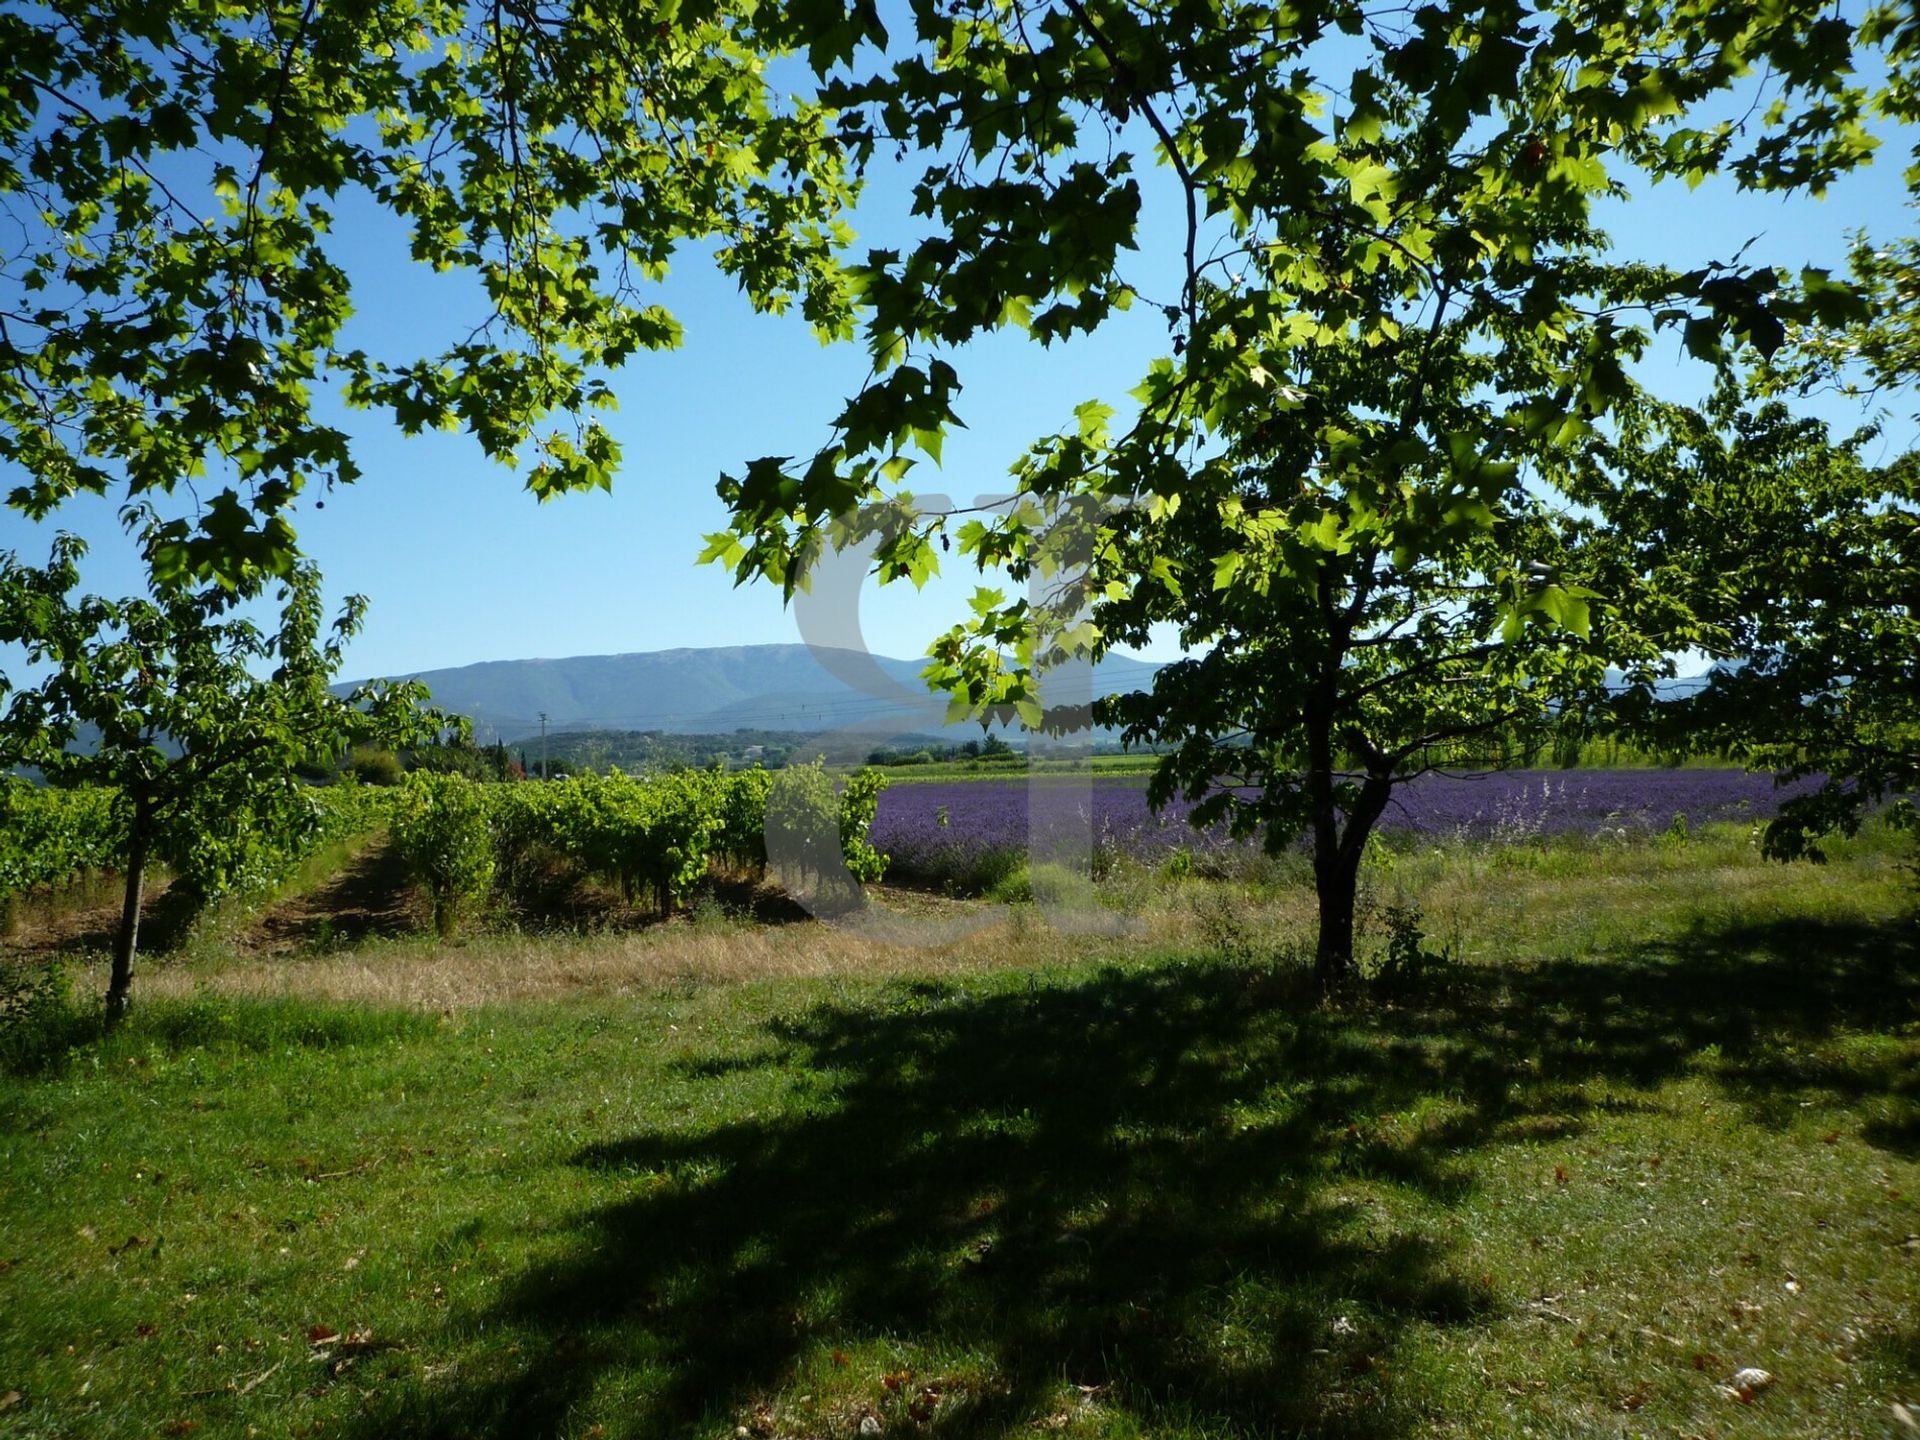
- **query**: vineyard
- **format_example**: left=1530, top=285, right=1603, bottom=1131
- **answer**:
left=395, top=762, right=890, bottom=935
left=0, top=763, right=891, bottom=948
left=0, top=780, right=389, bottom=928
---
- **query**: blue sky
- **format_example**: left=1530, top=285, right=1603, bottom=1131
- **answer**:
left=5, top=69, right=1916, bottom=684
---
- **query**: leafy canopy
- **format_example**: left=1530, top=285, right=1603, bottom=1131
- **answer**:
left=1576, top=394, right=1919, bottom=859
left=0, top=0, right=862, bottom=588
left=709, top=0, right=1896, bottom=676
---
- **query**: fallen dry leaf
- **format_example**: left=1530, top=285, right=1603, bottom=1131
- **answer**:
left=306, top=1325, right=337, bottom=1344
left=235, top=1360, right=283, bottom=1396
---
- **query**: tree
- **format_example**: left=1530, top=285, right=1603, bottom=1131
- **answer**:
left=1701, top=7, right=1920, bottom=846
left=0, top=0, right=862, bottom=588
left=0, top=529, right=430, bottom=1022
left=704, top=0, right=1898, bottom=981
left=1574, top=393, right=1918, bottom=859
left=1097, top=442, right=1614, bottom=978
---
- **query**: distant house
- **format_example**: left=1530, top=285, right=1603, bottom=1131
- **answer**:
left=742, top=745, right=765, bottom=764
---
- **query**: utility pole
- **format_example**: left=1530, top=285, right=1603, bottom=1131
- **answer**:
left=539, top=712, right=549, bottom=782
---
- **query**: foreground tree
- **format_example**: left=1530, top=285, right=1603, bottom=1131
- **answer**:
left=1094, top=435, right=1613, bottom=978
left=0, top=532, right=430, bottom=1022
left=0, top=0, right=861, bottom=587
left=706, top=0, right=1895, bottom=981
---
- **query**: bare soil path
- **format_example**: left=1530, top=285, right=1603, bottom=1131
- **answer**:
left=246, top=841, right=424, bottom=955
left=1, top=872, right=178, bottom=961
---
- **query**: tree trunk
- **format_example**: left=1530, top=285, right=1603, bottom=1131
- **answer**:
left=1312, top=842, right=1361, bottom=987
left=1303, top=694, right=1354, bottom=988
left=105, top=797, right=151, bottom=1026
left=1309, top=770, right=1394, bottom=991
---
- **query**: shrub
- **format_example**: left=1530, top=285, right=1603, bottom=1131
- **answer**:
left=714, top=766, right=774, bottom=874
left=392, top=773, right=496, bottom=938
left=343, top=745, right=404, bottom=786
left=766, top=761, right=841, bottom=888
left=839, top=766, right=890, bottom=885
left=988, top=860, right=1099, bottom=909
left=765, top=762, right=891, bottom=900
left=0, top=959, right=92, bottom=1075
left=1369, top=903, right=1455, bottom=996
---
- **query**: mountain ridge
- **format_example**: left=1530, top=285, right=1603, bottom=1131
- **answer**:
left=346, top=643, right=1165, bottom=743
left=344, top=645, right=1722, bottom=746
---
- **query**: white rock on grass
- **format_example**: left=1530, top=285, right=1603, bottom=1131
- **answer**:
left=1718, top=1368, right=1776, bottom=1402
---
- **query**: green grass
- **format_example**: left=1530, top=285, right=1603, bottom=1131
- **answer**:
left=1, top=831, right=1916, bottom=1439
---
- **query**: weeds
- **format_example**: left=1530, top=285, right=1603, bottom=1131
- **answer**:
left=0, top=957, right=92, bottom=1074
left=1366, top=903, right=1456, bottom=997
left=1190, top=888, right=1270, bottom=968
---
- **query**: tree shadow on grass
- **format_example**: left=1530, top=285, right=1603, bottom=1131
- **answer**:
left=356, top=909, right=1917, bottom=1440
left=1489, top=911, right=1920, bottom=1132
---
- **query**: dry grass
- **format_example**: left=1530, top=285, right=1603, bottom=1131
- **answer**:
left=108, top=902, right=1154, bottom=1012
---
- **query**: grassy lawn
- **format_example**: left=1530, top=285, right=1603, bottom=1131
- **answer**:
left=1, top=828, right=1916, bottom=1439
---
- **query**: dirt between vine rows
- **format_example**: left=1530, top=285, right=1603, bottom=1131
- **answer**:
left=245, top=842, right=426, bottom=956
left=0, top=844, right=425, bottom=964
left=0, top=871, right=176, bottom=961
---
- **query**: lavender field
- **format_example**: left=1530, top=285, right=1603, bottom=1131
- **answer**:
left=871, top=769, right=1824, bottom=877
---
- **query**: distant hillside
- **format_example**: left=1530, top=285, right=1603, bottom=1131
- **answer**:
left=347, top=644, right=1165, bottom=744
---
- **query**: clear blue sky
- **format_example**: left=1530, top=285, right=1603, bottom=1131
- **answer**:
left=5, top=78, right=1915, bottom=684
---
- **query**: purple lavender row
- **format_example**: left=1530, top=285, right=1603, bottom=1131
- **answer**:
left=869, top=770, right=1828, bottom=866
